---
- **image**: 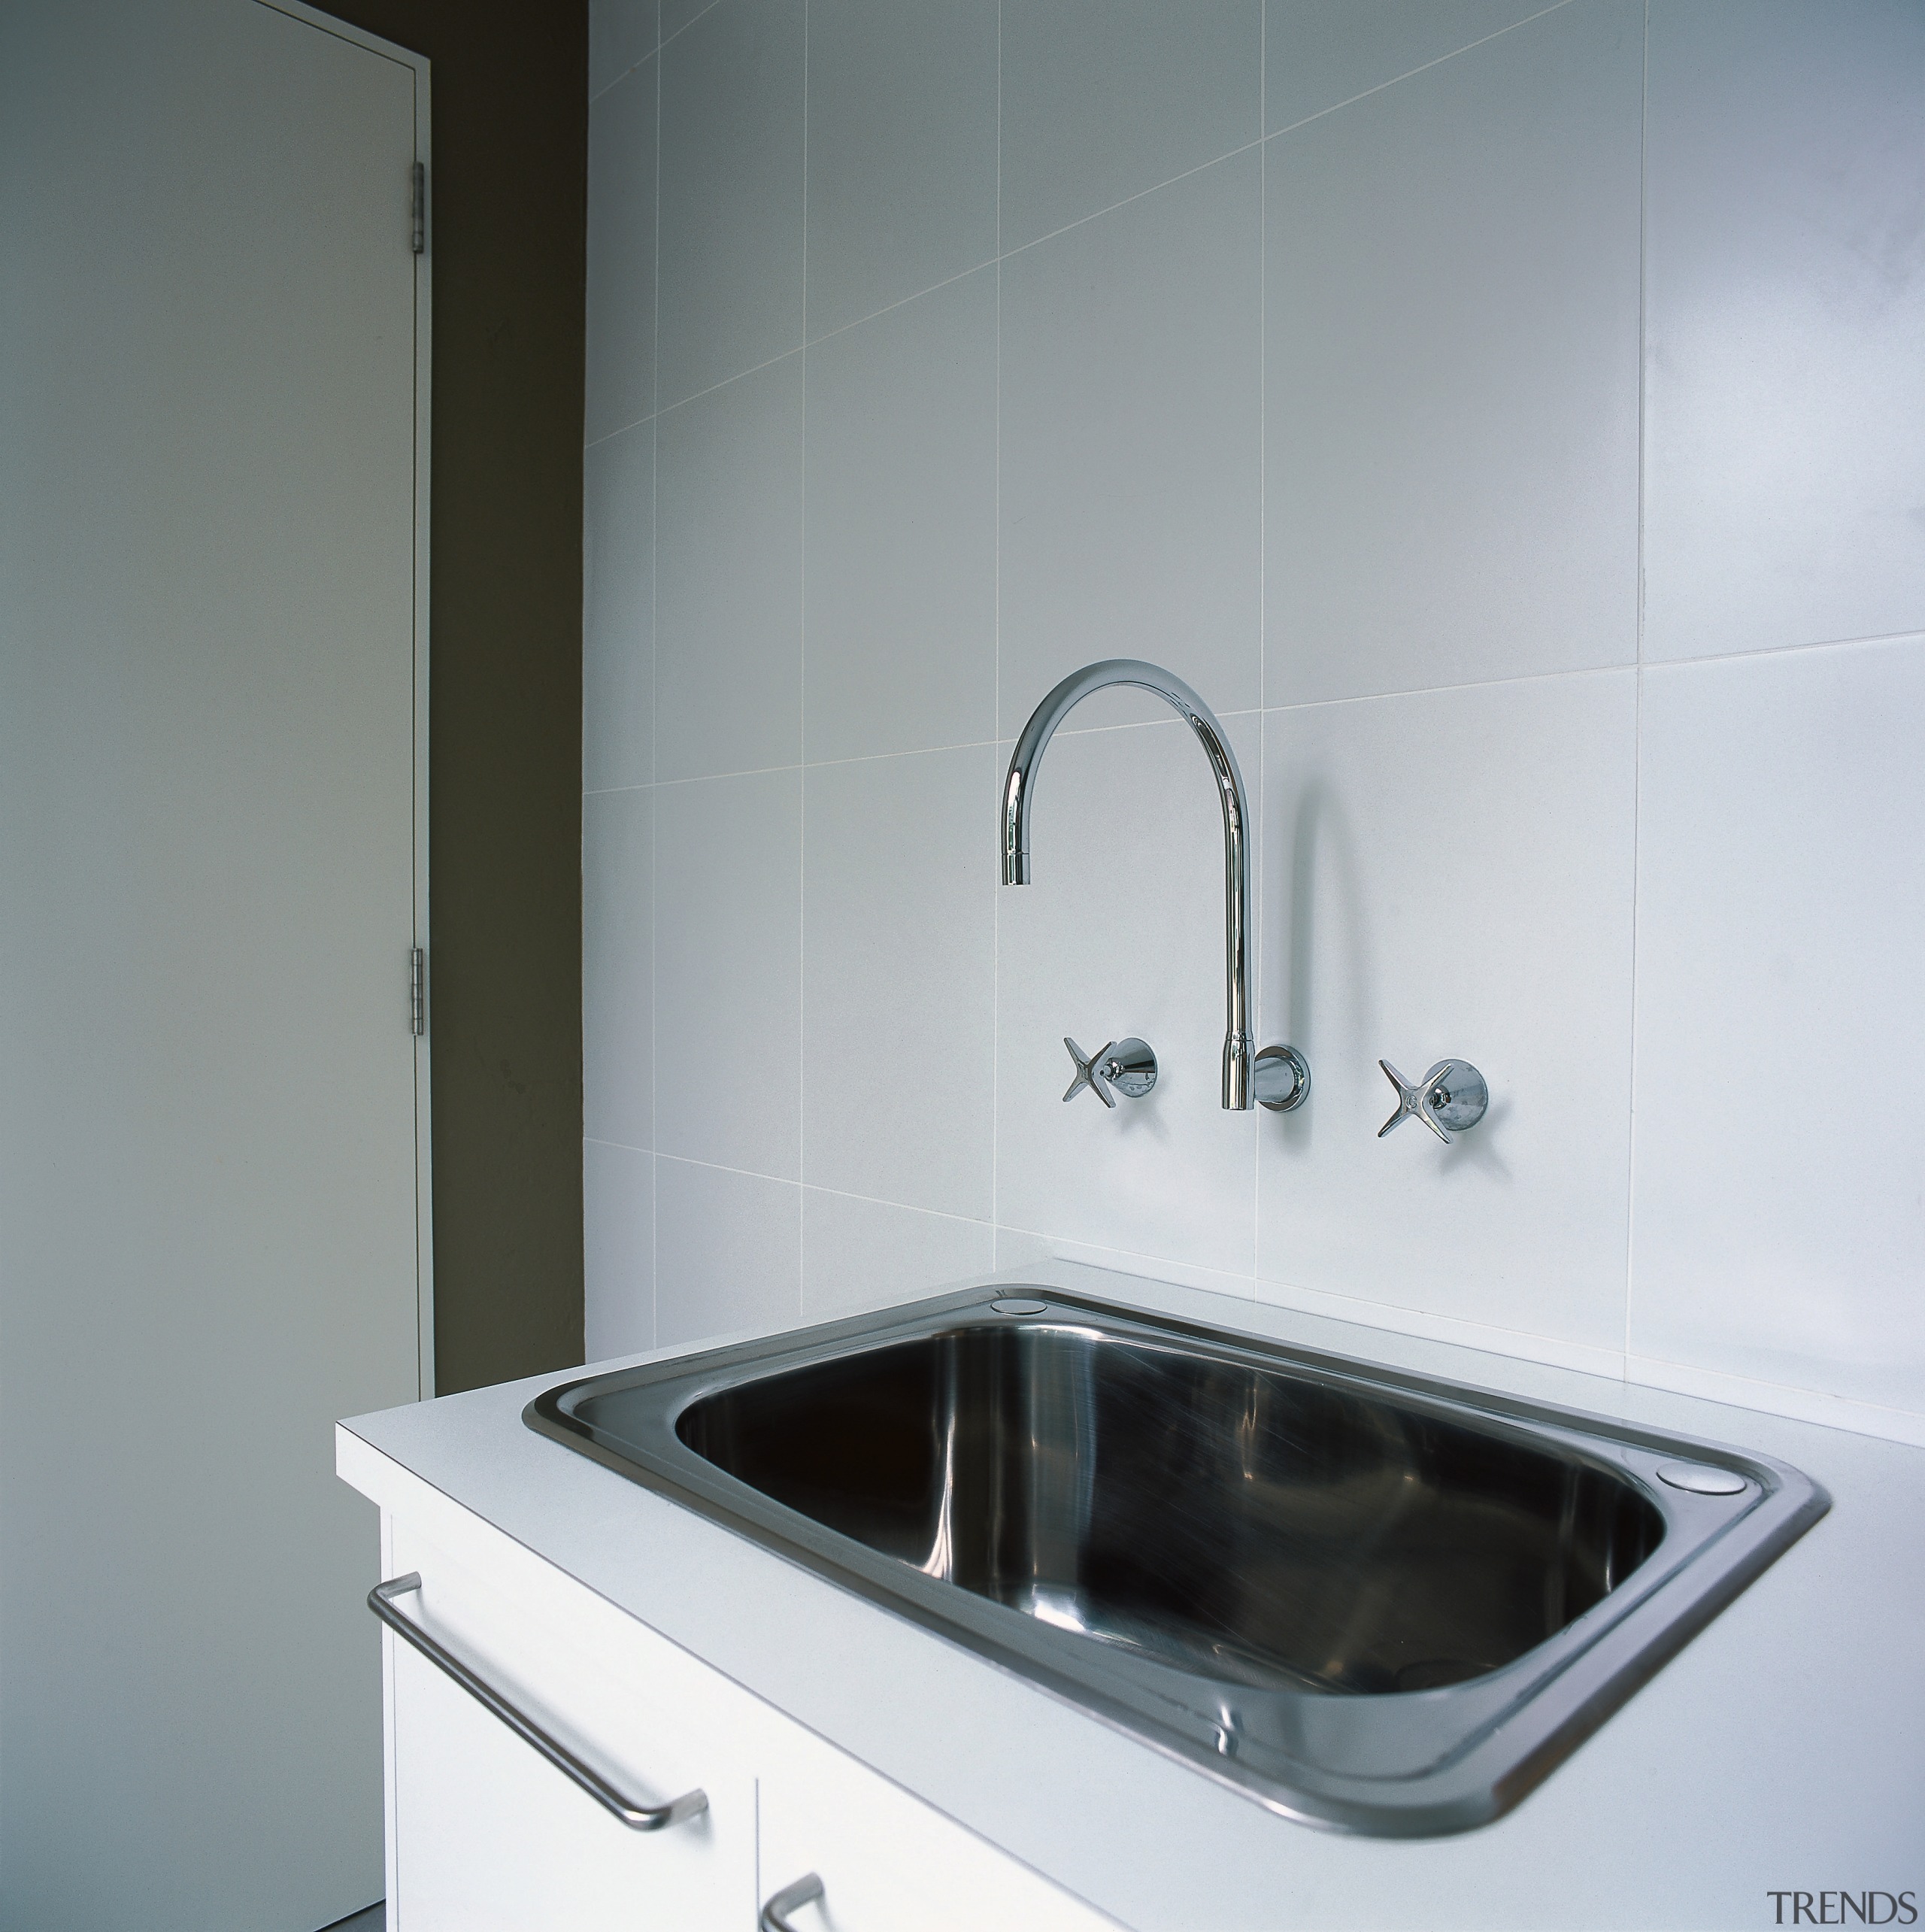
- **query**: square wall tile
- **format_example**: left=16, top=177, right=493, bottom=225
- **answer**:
left=803, top=744, right=996, bottom=1218
left=1630, top=640, right=1925, bottom=1416
left=582, top=787, right=653, bottom=1150
left=655, top=355, right=802, bottom=781
left=591, top=0, right=658, bottom=97
left=999, top=0, right=1260, bottom=252
left=584, top=1139, right=653, bottom=1360
left=1000, top=152, right=1260, bottom=736
left=584, top=62, right=656, bottom=441
left=804, top=0, right=997, bottom=337
left=1257, top=671, right=1637, bottom=1353
left=802, top=1189, right=992, bottom=1322
left=654, top=769, right=801, bottom=1177
left=804, top=270, right=996, bottom=763
left=1266, top=0, right=1642, bottom=708
left=995, top=713, right=1261, bottom=1277
left=656, top=1156, right=801, bottom=1347
left=1265, top=0, right=1551, bottom=132
left=584, top=421, right=653, bottom=792
left=657, top=0, right=804, bottom=405
left=1642, top=0, right=1925, bottom=662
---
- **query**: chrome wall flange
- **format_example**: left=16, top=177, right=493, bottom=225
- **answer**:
left=1253, top=1043, right=1311, bottom=1112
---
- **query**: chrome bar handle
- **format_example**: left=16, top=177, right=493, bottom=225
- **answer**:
left=760, top=1873, right=826, bottom=1932
left=368, top=1573, right=708, bottom=1831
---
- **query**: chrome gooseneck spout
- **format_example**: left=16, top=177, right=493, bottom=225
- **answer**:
left=1002, top=660, right=1256, bottom=1109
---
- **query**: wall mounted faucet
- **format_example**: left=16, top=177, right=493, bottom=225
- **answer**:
left=1003, top=660, right=1305, bottom=1112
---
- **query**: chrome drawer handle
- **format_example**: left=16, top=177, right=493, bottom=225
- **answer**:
left=760, top=1872, right=825, bottom=1931
left=368, top=1573, right=708, bottom=1831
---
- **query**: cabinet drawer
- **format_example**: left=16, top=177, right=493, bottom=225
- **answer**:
left=757, top=1724, right=1119, bottom=1932
left=384, top=1518, right=756, bottom=1931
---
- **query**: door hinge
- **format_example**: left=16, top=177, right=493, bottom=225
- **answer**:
left=411, top=162, right=426, bottom=255
left=410, top=946, right=426, bottom=1036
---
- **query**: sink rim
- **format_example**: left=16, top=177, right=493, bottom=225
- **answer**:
left=523, top=1285, right=1829, bottom=1838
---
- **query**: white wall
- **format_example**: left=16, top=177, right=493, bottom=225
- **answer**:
left=580, top=0, right=1925, bottom=1445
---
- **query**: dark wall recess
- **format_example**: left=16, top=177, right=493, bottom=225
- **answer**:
left=321, top=0, right=587, bottom=1391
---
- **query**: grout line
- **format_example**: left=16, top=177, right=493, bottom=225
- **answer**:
left=654, top=1150, right=803, bottom=1190
left=648, top=28, right=663, bottom=1353
left=1265, top=0, right=1580, bottom=141
left=1257, top=0, right=1267, bottom=721
left=1001, top=136, right=1263, bottom=265
left=1640, top=626, right=1925, bottom=672
left=584, top=408, right=660, bottom=456
left=651, top=1151, right=997, bottom=1236
left=991, top=0, right=1002, bottom=1251
left=1262, top=660, right=1635, bottom=713
left=649, top=341, right=806, bottom=426
left=656, top=0, right=726, bottom=59
left=588, top=41, right=657, bottom=108
left=584, top=259, right=1002, bottom=450
left=798, top=0, right=810, bottom=1287
left=1254, top=0, right=1267, bottom=1285
left=1625, top=0, right=1650, bottom=1379
left=588, top=710, right=1281, bottom=800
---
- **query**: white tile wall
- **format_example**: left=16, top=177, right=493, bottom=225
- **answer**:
left=581, top=787, right=653, bottom=1150
left=1265, top=0, right=1642, bottom=706
left=582, top=422, right=653, bottom=791
left=803, top=0, right=999, bottom=338
left=999, top=0, right=1260, bottom=252
left=654, top=356, right=802, bottom=781
left=802, top=1189, right=993, bottom=1322
left=584, top=63, right=656, bottom=440
left=1256, top=673, right=1637, bottom=1352
left=590, top=0, right=657, bottom=100
left=803, top=270, right=997, bottom=763
left=656, top=0, right=804, bottom=407
left=584, top=1138, right=653, bottom=1356
left=653, top=768, right=801, bottom=1177
left=583, top=0, right=1925, bottom=1442
left=1630, top=639, right=1925, bottom=1419
left=655, top=1155, right=801, bottom=1346
left=803, top=744, right=996, bottom=1219
left=1642, top=0, right=1925, bottom=663
left=999, top=150, right=1261, bottom=734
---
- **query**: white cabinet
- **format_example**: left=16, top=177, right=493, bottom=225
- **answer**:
left=756, top=1722, right=1119, bottom=1932
left=383, top=1517, right=757, bottom=1930
left=374, top=1503, right=1117, bottom=1931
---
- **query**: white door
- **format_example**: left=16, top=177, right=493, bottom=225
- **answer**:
left=0, top=2, right=428, bottom=1927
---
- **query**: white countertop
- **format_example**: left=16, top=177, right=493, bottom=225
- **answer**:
left=338, top=1260, right=1924, bottom=1931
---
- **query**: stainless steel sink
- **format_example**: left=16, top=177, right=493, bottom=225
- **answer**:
left=525, top=1288, right=1826, bottom=1836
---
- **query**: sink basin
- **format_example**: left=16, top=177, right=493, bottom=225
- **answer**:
left=525, top=1288, right=1826, bottom=1836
